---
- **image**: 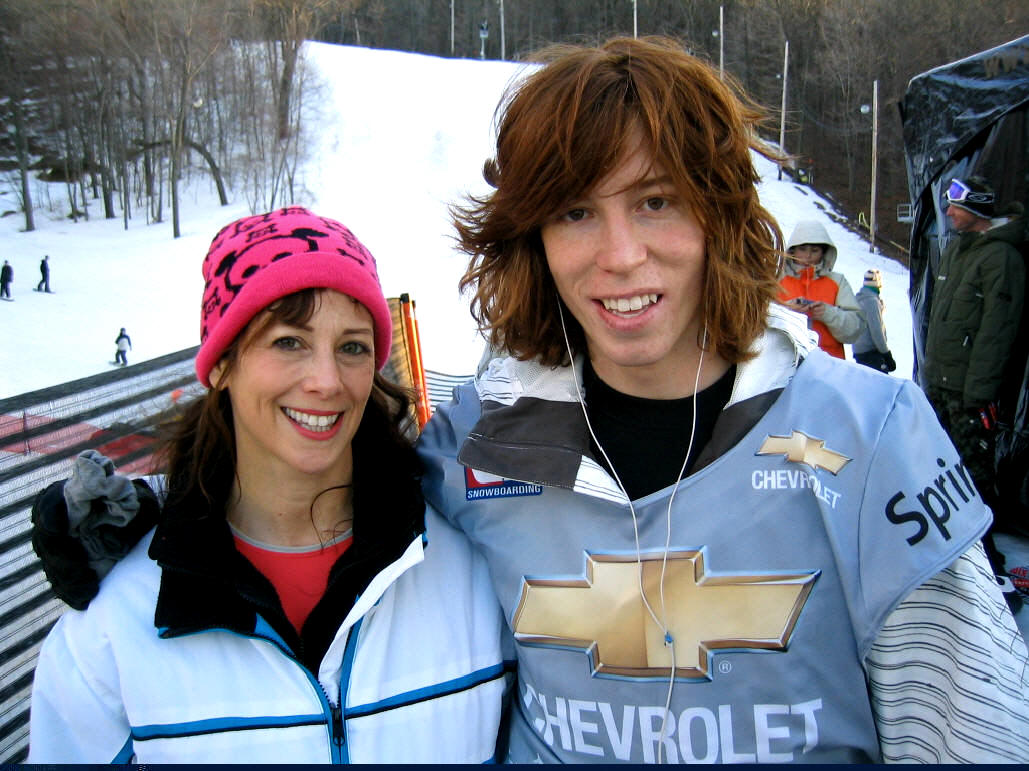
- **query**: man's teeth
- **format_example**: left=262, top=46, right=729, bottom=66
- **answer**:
left=284, top=407, right=341, bottom=432
left=601, top=294, right=658, bottom=313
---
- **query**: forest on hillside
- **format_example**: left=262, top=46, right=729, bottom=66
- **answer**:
left=2, top=0, right=1027, bottom=259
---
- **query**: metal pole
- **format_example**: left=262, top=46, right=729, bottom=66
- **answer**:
left=450, top=0, right=454, bottom=56
left=778, top=40, right=788, bottom=181
left=499, top=0, right=505, bottom=60
left=719, top=5, right=724, bottom=79
left=633, top=0, right=638, bottom=38
left=869, top=79, right=879, bottom=252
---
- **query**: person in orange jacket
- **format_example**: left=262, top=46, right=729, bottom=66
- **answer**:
left=778, top=220, right=862, bottom=358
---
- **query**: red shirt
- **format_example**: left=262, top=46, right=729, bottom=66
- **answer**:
left=233, top=528, right=353, bottom=634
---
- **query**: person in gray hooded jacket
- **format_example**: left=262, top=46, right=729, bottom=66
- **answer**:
left=853, top=268, right=896, bottom=373
left=778, top=220, right=862, bottom=359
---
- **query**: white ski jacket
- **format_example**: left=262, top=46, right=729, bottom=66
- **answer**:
left=28, top=505, right=512, bottom=763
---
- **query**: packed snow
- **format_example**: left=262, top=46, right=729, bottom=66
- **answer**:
left=0, top=42, right=912, bottom=400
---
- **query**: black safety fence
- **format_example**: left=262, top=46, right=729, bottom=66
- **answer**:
left=0, top=349, right=470, bottom=762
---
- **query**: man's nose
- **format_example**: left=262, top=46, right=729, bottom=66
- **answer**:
left=595, top=215, right=646, bottom=272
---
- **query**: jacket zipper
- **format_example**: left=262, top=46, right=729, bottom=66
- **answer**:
left=312, top=663, right=347, bottom=762
left=330, top=616, right=364, bottom=763
left=331, top=701, right=345, bottom=754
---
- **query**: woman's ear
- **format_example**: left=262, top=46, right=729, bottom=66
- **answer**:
left=209, top=359, right=229, bottom=390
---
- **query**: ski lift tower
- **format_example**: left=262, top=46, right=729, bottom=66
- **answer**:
left=479, top=21, right=488, bottom=60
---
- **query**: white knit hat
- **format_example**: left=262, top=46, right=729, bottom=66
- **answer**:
left=863, top=269, right=882, bottom=289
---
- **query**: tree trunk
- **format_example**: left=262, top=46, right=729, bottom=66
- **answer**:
left=276, top=38, right=299, bottom=142
left=170, top=67, right=190, bottom=239
left=138, top=138, right=228, bottom=206
left=10, top=92, right=35, bottom=232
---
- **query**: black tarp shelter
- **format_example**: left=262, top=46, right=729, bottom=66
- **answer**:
left=900, top=35, right=1029, bottom=529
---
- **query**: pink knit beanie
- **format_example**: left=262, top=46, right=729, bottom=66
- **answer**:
left=196, top=207, right=392, bottom=386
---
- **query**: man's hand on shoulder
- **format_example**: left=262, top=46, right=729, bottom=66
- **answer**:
left=31, top=454, right=160, bottom=611
left=31, top=481, right=100, bottom=610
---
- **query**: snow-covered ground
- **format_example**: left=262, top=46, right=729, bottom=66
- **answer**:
left=1, top=42, right=910, bottom=400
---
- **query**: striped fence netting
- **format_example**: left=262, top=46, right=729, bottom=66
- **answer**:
left=0, top=346, right=203, bottom=763
left=0, top=338, right=471, bottom=763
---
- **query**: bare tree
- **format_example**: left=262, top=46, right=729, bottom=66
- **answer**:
left=144, top=0, right=231, bottom=237
left=0, top=0, right=40, bottom=231
left=249, top=0, right=350, bottom=141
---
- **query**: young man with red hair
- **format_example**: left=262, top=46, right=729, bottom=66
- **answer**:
left=422, top=36, right=1029, bottom=763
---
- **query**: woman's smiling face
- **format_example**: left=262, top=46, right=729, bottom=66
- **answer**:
left=213, top=289, right=376, bottom=488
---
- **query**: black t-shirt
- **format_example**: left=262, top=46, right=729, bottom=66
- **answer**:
left=583, top=359, right=735, bottom=500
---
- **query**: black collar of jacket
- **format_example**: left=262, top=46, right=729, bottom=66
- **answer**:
left=148, top=430, right=426, bottom=670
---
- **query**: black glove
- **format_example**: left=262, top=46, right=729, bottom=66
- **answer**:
left=31, top=480, right=98, bottom=611
left=31, top=477, right=159, bottom=611
left=883, top=350, right=897, bottom=373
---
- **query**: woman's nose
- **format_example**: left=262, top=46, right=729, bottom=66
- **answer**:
left=302, top=349, right=343, bottom=394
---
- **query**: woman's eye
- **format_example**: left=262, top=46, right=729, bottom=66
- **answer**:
left=273, top=336, right=301, bottom=351
left=340, top=340, right=371, bottom=356
left=561, top=208, right=587, bottom=223
left=644, top=196, right=668, bottom=211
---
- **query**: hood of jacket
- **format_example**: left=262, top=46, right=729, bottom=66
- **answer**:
left=785, top=219, right=838, bottom=273
left=979, top=207, right=1025, bottom=247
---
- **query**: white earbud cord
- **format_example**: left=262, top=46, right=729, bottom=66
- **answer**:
left=558, top=303, right=705, bottom=763
left=651, top=333, right=705, bottom=763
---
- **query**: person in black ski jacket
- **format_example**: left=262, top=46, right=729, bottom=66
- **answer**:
left=37, top=255, right=51, bottom=293
left=1, top=260, right=12, bottom=299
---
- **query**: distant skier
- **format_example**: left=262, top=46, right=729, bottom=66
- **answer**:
left=1, top=260, right=12, bottom=300
left=36, top=255, right=51, bottom=293
left=114, top=328, right=132, bottom=366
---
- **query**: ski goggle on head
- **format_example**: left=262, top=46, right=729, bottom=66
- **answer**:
left=945, top=179, right=994, bottom=206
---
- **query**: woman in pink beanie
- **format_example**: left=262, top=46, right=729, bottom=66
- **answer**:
left=28, top=208, right=509, bottom=763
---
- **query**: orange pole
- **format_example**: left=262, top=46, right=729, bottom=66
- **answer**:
left=400, top=294, right=431, bottom=429
left=410, top=305, right=430, bottom=423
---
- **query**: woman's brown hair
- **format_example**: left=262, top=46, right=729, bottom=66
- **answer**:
left=453, top=35, right=785, bottom=366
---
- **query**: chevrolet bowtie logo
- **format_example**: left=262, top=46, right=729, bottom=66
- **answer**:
left=756, top=431, right=850, bottom=474
left=513, top=551, right=817, bottom=680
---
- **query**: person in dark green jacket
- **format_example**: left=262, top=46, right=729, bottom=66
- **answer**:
left=923, top=175, right=1026, bottom=607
